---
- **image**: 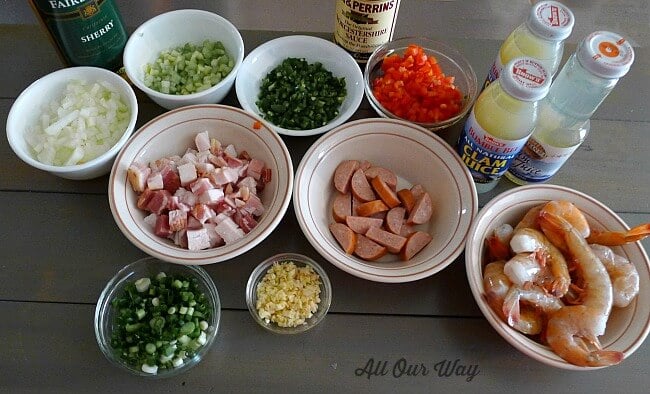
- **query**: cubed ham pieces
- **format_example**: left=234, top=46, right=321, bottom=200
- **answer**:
left=192, top=203, right=215, bottom=224
left=147, top=172, right=164, bottom=191
left=195, top=130, right=211, bottom=152
left=146, top=190, right=173, bottom=215
left=190, top=177, right=214, bottom=196
left=178, top=162, right=198, bottom=186
left=247, top=158, right=266, bottom=180
left=199, top=188, right=224, bottom=205
left=168, top=209, right=188, bottom=232
left=154, top=214, right=172, bottom=237
left=127, top=162, right=151, bottom=193
left=215, top=217, right=245, bottom=244
left=128, top=131, right=270, bottom=251
left=160, top=165, right=181, bottom=194
left=187, top=228, right=211, bottom=251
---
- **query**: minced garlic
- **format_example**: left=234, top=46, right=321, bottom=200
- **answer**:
left=255, top=261, right=322, bottom=328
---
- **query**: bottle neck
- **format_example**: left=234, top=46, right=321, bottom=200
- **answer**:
left=546, top=53, right=619, bottom=120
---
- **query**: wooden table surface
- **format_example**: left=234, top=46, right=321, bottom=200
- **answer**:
left=1, top=2, right=649, bottom=393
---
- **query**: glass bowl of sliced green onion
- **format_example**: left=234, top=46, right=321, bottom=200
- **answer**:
left=123, top=9, right=244, bottom=110
left=94, top=257, right=221, bottom=378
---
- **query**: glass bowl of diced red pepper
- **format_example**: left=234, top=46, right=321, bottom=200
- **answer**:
left=364, top=37, right=478, bottom=132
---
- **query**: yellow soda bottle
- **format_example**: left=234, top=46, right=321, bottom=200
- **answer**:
left=483, top=1, right=574, bottom=89
left=457, top=57, right=551, bottom=193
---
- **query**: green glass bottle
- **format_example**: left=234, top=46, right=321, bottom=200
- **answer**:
left=29, top=0, right=128, bottom=71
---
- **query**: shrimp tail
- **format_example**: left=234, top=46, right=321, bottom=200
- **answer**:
left=486, top=235, right=512, bottom=261
left=586, top=223, right=650, bottom=246
left=547, top=307, right=623, bottom=367
left=502, top=287, right=521, bottom=327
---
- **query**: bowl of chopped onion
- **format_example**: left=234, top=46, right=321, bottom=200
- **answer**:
left=95, top=256, right=221, bottom=377
left=364, top=36, right=478, bottom=132
left=123, top=9, right=244, bottom=110
left=6, top=66, right=138, bottom=180
left=246, top=253, right=332, bottom=334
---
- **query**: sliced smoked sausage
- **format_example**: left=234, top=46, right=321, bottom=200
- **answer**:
left=329, top=222, right=357, bottom=254
left=400, top=231, right=433, bottom=261
left=333, top=160, right=360, bottom=194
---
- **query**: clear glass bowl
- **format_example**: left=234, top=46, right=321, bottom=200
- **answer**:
left=364, top=36, right=478, bottom=131
left=246, top=253, right=332, bottom=334
left=94, top=257, right=221, bottom=378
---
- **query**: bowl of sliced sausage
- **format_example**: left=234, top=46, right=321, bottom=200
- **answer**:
left=293, top=118, right=478, bottom=282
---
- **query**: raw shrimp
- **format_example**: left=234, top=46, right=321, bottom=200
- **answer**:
left=502, top=285, right=563, bottom=330
left=510, top=228, right=571, bottom=297
left=539, top=211, right=623, bottom=367
left=514, top=204, right=543, bottom=232
left=586, top=223, right=650, bottom=246
left=485, top=223, right=514, bottom=261
left=540, top=200, right=591, bottom=250
left=503, top=252, right=542, bottom=287
left=590, top=244, right=640, bottom=308
left=483, top=261, right=544, bottom=335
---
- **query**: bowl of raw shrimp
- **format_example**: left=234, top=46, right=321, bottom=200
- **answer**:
left=465, top=184, right=650, bottom=370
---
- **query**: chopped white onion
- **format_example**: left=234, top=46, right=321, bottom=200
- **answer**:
left=26, top=79, right=131, bottom=166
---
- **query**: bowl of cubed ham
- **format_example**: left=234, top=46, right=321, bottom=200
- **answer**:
left=108, top=104, right=293, bottom=265
left=293, top=118, right=479, bottom=282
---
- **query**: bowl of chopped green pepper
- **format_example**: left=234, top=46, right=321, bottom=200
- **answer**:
left=123, top=9, right=244, bottom=110
left=235, top=35, right=364, bottom=137
left=94, top=257, right=221, bottom=377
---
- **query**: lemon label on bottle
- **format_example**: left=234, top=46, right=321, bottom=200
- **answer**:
left=508, top=136, right=580, bottom=183
left=457, top=110, right=530, bottom=184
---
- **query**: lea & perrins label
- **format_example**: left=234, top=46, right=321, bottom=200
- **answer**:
left=333, top=0, right=401, bottom=63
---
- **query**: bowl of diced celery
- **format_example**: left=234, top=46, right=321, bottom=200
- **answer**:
left=123, top=9, right=244, bottom=110
left=94, top=257, right=221, bottom=378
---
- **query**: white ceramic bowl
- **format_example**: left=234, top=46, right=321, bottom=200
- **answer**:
left=293, top=118, right=478, bottom=282
left=465, top=184, right=650, bottom=370
left=108, top=104, right=293, bottom=265
left=6, top=66, right=138, bottom=180
left=235, top=35, right=364, bottom=137
left=123, top=9, right=244, bottom=110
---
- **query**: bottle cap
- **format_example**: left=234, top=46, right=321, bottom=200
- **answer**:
left=499, top=57, right=551, bottom=102
left=576, top=31, right=635, bottom=79
left=526, top=1, right=574, bottom=41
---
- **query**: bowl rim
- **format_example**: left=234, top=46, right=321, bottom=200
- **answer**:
left=235, top=34, right=365, bottom=137
left=363, top=36, right=478, bottom=131
left=107, top=104, right=294, bottom=265
left=94, top=256, right=221, bottom=377
left=123, top=8, right=244, bottom=103
left=293, top=117, right=479, bottom=283
left=6, top=66, right=138, bottom=174
left=245, top=252, right=332, bottom=334
left=465, top=184, right=650, bottom=370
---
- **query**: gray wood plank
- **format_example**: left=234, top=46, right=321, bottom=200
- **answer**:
left=1, top=191, right=648, bottom=316
left=1, top=302, right=648, bottom=393
left=0, top=191, right=481, bottom=317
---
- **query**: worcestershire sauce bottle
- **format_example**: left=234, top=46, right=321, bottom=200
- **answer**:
left=29, top=0, right=128, bottom=71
